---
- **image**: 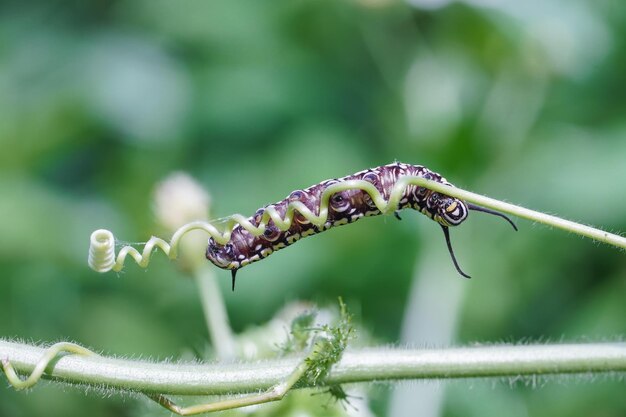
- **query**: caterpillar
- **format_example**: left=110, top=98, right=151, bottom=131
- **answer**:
left=206, top=162, right=517, bottom=290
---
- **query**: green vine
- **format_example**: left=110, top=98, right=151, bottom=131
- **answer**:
left=3, top=339, right=624, bottom=395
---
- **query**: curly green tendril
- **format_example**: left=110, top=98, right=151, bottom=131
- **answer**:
left=88, top=177, right=626, bottom=273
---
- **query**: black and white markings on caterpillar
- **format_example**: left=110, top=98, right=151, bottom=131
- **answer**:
left=205, top=162, right=518, bottom=290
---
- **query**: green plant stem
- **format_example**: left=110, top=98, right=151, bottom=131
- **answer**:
left=2, top=340, right=624, bottom=396
left=405, top=178, right=626, bottom=249
left=193, top=266, right=236, bottom=361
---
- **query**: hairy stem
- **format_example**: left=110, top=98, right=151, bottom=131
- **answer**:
left=2, top=340, right=624, bottom=396
left=403, top=178, right=626, bottom=249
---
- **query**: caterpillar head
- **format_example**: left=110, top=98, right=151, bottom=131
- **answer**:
left=427, top=192, right=468, bottom=227
left=206, top=237, right=236, bottom=269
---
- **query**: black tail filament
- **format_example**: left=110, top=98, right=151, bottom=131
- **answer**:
left=467, top=203, right=518, bottom=231
left=441, top=204, right=517, bottom=279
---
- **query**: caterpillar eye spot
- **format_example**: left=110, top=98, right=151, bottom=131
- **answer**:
left=289, top=190, right=304, bottom=201
left=262, top=225, right=281, bottom=242
left=330, top=192, right=351, bottom=212
left=363, top=172, right=379, bottom=184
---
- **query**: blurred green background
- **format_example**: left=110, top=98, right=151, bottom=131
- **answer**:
left=1, top=0, right=624, bottom=416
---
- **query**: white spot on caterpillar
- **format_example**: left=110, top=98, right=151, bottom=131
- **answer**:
left=240, top=259, right=250, bottom=267
left=249, top=255, right=260, bottom=262
left=301, top=229, right=316, bottom=237
left=261, top=248, right=273, bottom=257
left=333, top=218, right=349, bottom=226
left=255, top=244, right=262, bottom=251
left=351, top=213, right=363, bottom=221
left=238, top=254, right=245, bottom=260
left=286, top=234, right=301, bottom=244
left=365, top=210, right=379, bottom=217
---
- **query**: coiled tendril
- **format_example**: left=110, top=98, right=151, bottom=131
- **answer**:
left=90, top=177, right=444, bottom=273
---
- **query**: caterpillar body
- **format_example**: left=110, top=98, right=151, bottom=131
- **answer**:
left=206, top=162, right=517, bottom=290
